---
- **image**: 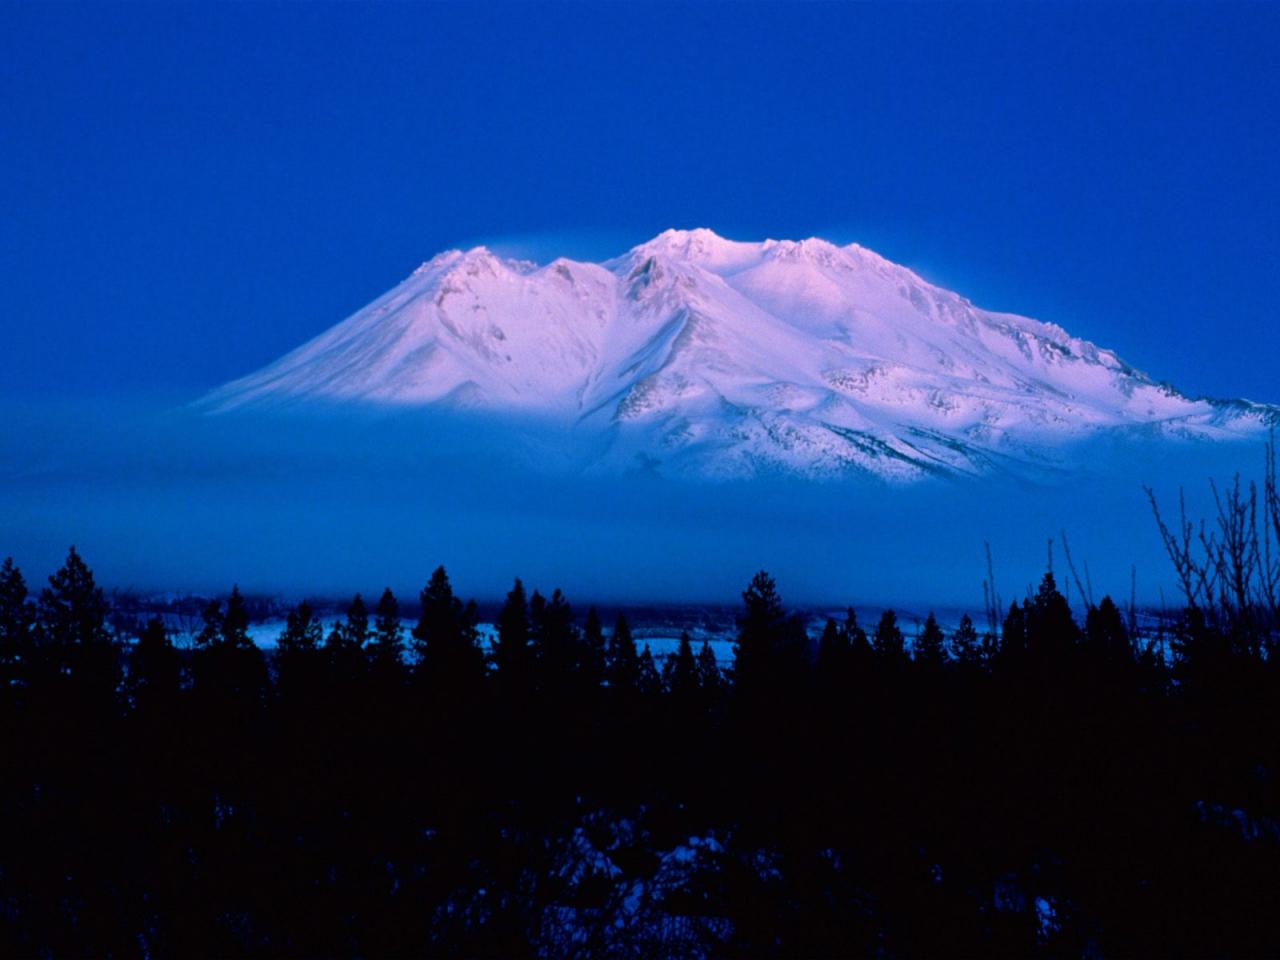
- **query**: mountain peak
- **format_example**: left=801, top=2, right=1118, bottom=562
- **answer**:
left=203, top=233, right=1275, bottom=481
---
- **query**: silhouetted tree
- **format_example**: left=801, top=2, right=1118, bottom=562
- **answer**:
left=491, top=578, right=531, bottom=688
left=368, top=587, right=404, bottom=674
left=582, top=606, right=607, bottom=689
left=5, top=542, right=1280, bottom=958
left=696, top=639, right=722, bottom=695
left=0, top=557, right=33, bottom=694
left=37, top=546, right=118, bottom=700
left=1000, top=601, right=1027, bottom=663
left=413, top=566, right=485, bottom=693
left=636, top=643, right=662, bottom=697
left=663, top=632, right=699, bottom=704
left=221, top=585, right=253, bottom=648
left=324, top=593, right=367, bottom=681
left=1084, top=595, right=1130, bottom=666
left=276, top=600, right=324, bottom=698
left=950, top=613, right=983, bottom=667
left=605, top=612, right=639, bottom=693
left=915, top=612, right=946, bottom=668
left=816, top=617, right=846, bottom=675
left=530, top=588, right=578, bottom=692
left=191, top=586, right=267, bottom=710
left=126, top=616, right=180, bottom=713
left=278, top=600, right=323, bottom=657
left=733, top=570, right=788, bottom=694
left=1026, top=572, right=1078, bottom=662
left=873, top=609, right=906, bottom=664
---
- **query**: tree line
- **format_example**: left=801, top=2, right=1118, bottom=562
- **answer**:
left=1, top=437, right=1279, bottom=956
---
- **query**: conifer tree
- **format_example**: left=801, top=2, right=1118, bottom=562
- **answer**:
left=872, top=609, right=906, bottom=663
left=663, top=632, right=700, bottom=703
left=1000, top=601, right=1028, bottom=662
left=343, top=593, right=370, bottom=651
left=277, top=600, right=323, bottom=657
left=368, top=588, right=404, bottom=672
left=38, top=546, right=110, bottom=649
left=950, top=613, right=983, bottom=667
left=816, top=617, right=846, bottom=676
left=191, top=586, right=267, bottom=708
left=0, top=557, right=33, bottom=693
left=127, top=617, right=180, bottom=711
left=194, top=599, right=224, bottom=649
left=636, top=643, right=662, bottom=697
left=582, top=606, right=607, bottom=688
left=531, top=588, right=578, bottom=684
left=324, top=594, right=367, bottom=680
left=1027, top=572, right=1078, bottom=661
left=842, top=607, right=873, bottom=675
left=605, top=612, right=639, bottom=692
left=734, top=570, right=786, bottom=691
left=492, top=578, right=531, bottom=684
left=915, top=612, right=946, bottom=668
left=528, top=589, right=547, bottom=660
left=696, top=639, right=722, bottom=694
left=412, top=566, right=484, bottom=689
left=38, top=546, right=117, bottom=692
left=1084, top=595, right=1130, bottom=666
left=277, top=600, right=323, bottom=696
left=221, top=585, right=253, bottom=649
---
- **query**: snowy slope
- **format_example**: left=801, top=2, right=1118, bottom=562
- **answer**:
left=202, top=229, right=1276, bottom=481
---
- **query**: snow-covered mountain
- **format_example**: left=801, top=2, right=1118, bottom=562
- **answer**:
left=203, top=229, right=1275, bottom=481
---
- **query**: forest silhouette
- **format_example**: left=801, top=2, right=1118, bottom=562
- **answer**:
left=2, top=442, right=1280, bottom=957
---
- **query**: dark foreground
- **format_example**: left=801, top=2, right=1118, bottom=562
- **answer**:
left=1, top=544, right=1279, bottom=958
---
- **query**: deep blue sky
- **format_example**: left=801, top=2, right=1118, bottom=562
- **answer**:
left=2, top=1, right=1278, bottom=404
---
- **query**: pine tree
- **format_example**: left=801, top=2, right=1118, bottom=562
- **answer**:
left=531, top=588, right=578, bottom=686
left=127, top=616, right=180, bottom=711
left=816, top=617, right=846, bottom=676
left=696, top=639, right=722, bottom=694
left=38, top=546, right=117, bottom=692
left=276, top=600, right=323, bottom=699
left=38, top=546, right=110, bottom=649
left=1000, top=601, right=1028, bottom=662
left=872, top=609, right=906, bottom=663
left=191, top=586, right=267, bottom=708
left=915, top=612, right=946, bottom=668
left=734, top=570, right=787, bottom=692
left=412, top=566, right=484, bottom=689
left=581, top=606, right=607, bottom=689
left=0, top=557, right=33, bottom=693
left=528, top=589, right=547, bottom=660
left=636, top=643, right=662, bottom=697
left=194, top=599, right=224, bottom=649
left=1084, top=595, right=1130, bottom=666
left=663, top=632, right=699, bottom=702
left=492, top=578, right=531, bottom=684
left=368, top=588, right=404, bottom=672
left=605, top=612, right=639, bottom=692
left=843, top=607, right=873, bottom=672
left=343, top=593, right=370, bottom=651
left=950, top=613, right=983, bottom=667
left=324, top=594, right=367, bottom=680
left=221, top=585, right=253, bottom=649
left=1027, top=572, right=1077, bottom=661
left=278, top=600, right=323, bottom=657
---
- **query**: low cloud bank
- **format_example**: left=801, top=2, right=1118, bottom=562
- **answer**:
left=0, top=398, right=1268, bottom=609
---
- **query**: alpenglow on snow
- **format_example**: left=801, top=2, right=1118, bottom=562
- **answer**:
left=203, top=229, right=1275, bottom=481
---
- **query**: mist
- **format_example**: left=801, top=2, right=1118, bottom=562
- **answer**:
left=1, top=395, right=1269, bottom=610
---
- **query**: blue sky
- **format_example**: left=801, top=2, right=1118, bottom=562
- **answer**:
left=2, top=1, right=1277, bottom=403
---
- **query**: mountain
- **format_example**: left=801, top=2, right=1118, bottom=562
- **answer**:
left=202, top=229, right=1275, bottom=481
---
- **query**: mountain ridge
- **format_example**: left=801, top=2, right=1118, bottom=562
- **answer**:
left=202, top=229, right=1276, bottom=481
